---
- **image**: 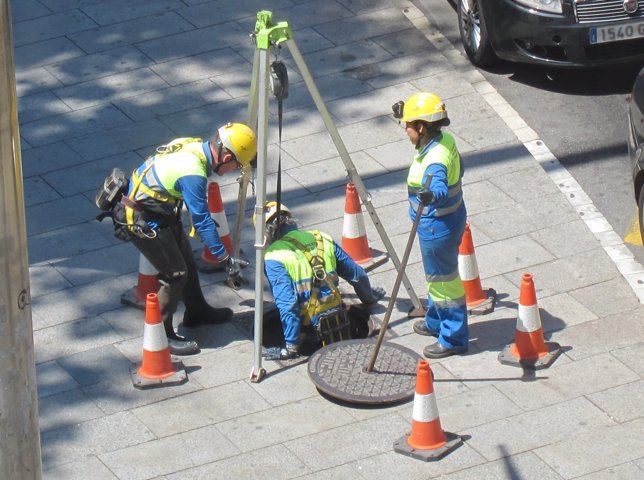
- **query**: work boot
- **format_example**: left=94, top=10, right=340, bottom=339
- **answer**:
left=262, top=344, right=299, bottom=361
left=182, top=305, right=233, bottom=327
left=423, top=342, right=467, bottom=359
left=413, top=320, right=439, bottom=337
left=363, top=286, right=386, bottom=305
left=167, top=332, right=200, bottom=356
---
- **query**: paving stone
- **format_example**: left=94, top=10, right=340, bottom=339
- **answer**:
left=42, top=456, right=118, bottom=480
left=26, top=194, right=97, bottom=236
left=529, top=219, right=604, bottom=258
left=29, top=263, right=73, bottom=298
left=36, top=360, right=80, bottom=398
left=571, top=278, right=642, bottom=318
left=12, top=9, right=97, bottom=47
left=611, top=342, right=644, bottom=376
left=178, top=0, right=293, bottom=28
left=434, top=451, right=563, bottom=480
left=17, top=90, right=71, bottom=123
left=38, top=388, right=103, bottom=432
left=10, top=0, right=52, bottom=23
left=462, top=179, right=516, bottom=217
left=67, top=11, right=194, bottom=53
left=587, top=379, right=644, bottom=423
left=40, top=411, right=156, bottom=470
left=14, top=36, right=84, bottom=71
left=274, top=1, right=353, bottom=30
left=535, top=418, right=644, bottom=479
left=469, top=234, right=555, bottom=278
left=15, top=66, right=64, bottom=97
left=575, top=462, right=644, bottom=480
left=81, top=0, right=182, bottom=26
left=21, top=141, right=86, bottom=177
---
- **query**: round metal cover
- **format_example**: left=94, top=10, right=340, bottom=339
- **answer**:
left=308, top=339, right=422, bottom=405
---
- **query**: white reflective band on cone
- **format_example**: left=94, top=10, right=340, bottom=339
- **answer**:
left=143, top=323, right=169, bottom=351
left=517, top=304, right=541, bottom=333
left=212, top=211, right=230, bottom=236
left=412, top=392, right=439, bottom=423
left=139, top=255, right=157, bottom=276
left=342, top=212, right=366, bottom=238
left=457, top=253, right=479, bottom=281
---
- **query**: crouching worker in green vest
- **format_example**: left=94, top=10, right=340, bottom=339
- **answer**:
left=112, top=123, right=257, bottom=355
left=258, top=201, right=386, bottom=360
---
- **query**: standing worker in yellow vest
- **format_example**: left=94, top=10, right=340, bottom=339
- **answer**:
left=258, top=201, right=386, bottom=360
left=113, top=123, right=256, bottom=355
left=392, top=92, right=469, bottom=359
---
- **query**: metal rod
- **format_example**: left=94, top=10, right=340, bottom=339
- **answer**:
left=366, top=175, right=432, bottom=372
left=285, top=38, right=423, bottom=310
left=250, top=47, right=270, bottom=382
left=0, top=0, right=43, bottom=477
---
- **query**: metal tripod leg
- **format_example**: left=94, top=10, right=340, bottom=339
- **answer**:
left=284, top=38, right=424, bottom=313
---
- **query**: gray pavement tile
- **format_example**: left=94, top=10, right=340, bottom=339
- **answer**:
left=467, top=234, right=555, bottom=278
left=285, top=26, right=336, bottom=54
left=26, top=194, right=96, bottom=236
left=364, top=137, right=415, bottom=173
left=434, top=451, right=563, bottom=480
left=14, top=36, right=84, bottom=71
left=287, top=39, right=394, bottom=79
left=38, top=388, right=104, bottom=433
left=454, top=117, right=518, bottom=150
left=575, top=462, right=644, bottom=480
left=534, top=418, right=644, bottom=479
left=493, top=162, right=562, bottom=201
left=15, top=66, right=64, bottom=97
left=99, top=424, right=241, bottom=480
left=42, top=456, right=118, bottom=480
left=67, top=11, right=195, bottom=54
left=587, top=379, right=644, bottom=423
left=182, top=342, right=259, bottom=389
left=177, top=0, right=292, bottom=28
left=100, top=305, right=145, bottom=342
left=462, top=178, right=516, bottom=217
left=113, top=79, right=232, bottom=121
left=21, top=141, right=86, bottom=177
left=529, top=219, right=604, bottom=258
left=17, top=90, right=72, bottom=123
left=165, top=444, right=312, bottom=480
left=9, top=0, right=52, bottom=23
left=70, top=118, right=177, bottom=161
left=36, top=360, right=80, bottom=398
left=495, top=352, right=640, bottom=410
left=38, top=0, right=104, bottom=12
left=217, top=396, right=358, bottom=453
left=611, top=342, right=644, bottom=376
left=40, top=411, right=156, bottom=470
left=290, top=463, right=370, bottom=480
left=56, top=344, right=135, bottom=387
left=81, top=0, right=183, bottom=26
left=82, top=369, right=204, bottom=416
left=131, top=380, right=272, bottom=437
left=464, top=397, right=615, bottom=461
left=460, top=143, right=534, bottom=185
left=284, top=412, right=411, bottom=471
left=505, top=248, right=619, bottom=298
left=136, top=22, right=247, bottom=63
left=571, top=278, right=643, bottom=318
left=52, top=68, right=170, bottom=111
left=412, top=69, right=479, bottom=101
left=23, top=177, right=60, bottom=207
left=373, top=25, right=439, bottom=57
left=33, top=315, right=125, bottom=364
left=350, top=445, right=486, bottom=480
left=20, top=103, right=133, bottom=147
left=150, top=48, right=251, bottom=87
left=551, top=309, right=644, bottom=361
left=12, top=9, right=97, bottom=47
left=327, top=84, right=417, bottom=125
left=274, top=1, right=353, bottom=30
left=314, top=7, right=412, bottom=46
left=43, top=151, right=142, bottom=197
left=537, top=291, right=599, bottom=330
left=45, top=46, right=155, bottom=86
left=29, top=264, right=73, bottom=298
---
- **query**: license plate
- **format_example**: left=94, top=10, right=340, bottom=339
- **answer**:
left=590, top=21, right=644, bottom=44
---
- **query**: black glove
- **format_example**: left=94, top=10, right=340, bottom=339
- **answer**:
left=417, top=188, right=434, bottom=206
left=226, top=256, right=250, bottom=276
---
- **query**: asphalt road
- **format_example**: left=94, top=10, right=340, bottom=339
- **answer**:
left=415, top=0, right=644, bottom=266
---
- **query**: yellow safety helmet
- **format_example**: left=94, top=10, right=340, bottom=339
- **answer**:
left=217, top=122, right=257, bottom=167
left=399, top=92, right=449, bottom=125
left=253, top=200, right=292, bottom=227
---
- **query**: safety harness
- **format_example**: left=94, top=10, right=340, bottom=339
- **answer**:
left=282, top=231, right=349, bottom=346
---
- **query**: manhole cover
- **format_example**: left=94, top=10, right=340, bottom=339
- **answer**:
left=308, top=339, right=422, bottom=405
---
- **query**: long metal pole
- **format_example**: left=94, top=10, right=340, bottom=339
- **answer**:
left=250, top=47, right=270, bottom=382
left=0, top=1, right=43, bottom=478
left=285, top=38, right=423, bottom=311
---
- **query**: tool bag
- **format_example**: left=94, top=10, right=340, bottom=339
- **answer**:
left=95, top=168, right=128, bottom=212
left=283, top=231, right=351, bottom=346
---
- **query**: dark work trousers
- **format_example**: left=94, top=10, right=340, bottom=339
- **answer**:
left=131, top=222, right=207, bottom=336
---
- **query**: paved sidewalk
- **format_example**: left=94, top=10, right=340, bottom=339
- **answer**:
left=11, top=0, right=644, bottom=478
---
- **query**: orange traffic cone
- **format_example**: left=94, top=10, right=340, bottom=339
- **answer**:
left=130, top=293, right=188, bottom=389
left=341, top=183, right=387, bottom=271
left=393, top=360, right=462, bottom=461
left=197, top=182, right=232, bottom=273
left=498, top=273, right=561, bottom=369
left=121, top=254, right=159, bottom=311
left=458, top=223, right=496, bottom=315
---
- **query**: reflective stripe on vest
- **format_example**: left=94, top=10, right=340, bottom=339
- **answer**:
left=407, top=132, right=463, bottom=217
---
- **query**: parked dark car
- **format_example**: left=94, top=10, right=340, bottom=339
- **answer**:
left=458, top=0, right=644, bottom=67
left=629, top=66, right=644, bottom=239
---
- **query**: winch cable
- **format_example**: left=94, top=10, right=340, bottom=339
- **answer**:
left=270, top=58, right=288, bottom=223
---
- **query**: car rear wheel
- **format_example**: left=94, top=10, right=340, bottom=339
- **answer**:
left=457, top=0, right=496, bottom=67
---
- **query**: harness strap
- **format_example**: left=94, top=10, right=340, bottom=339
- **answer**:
left=282, top=231, right=342, bottom=323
